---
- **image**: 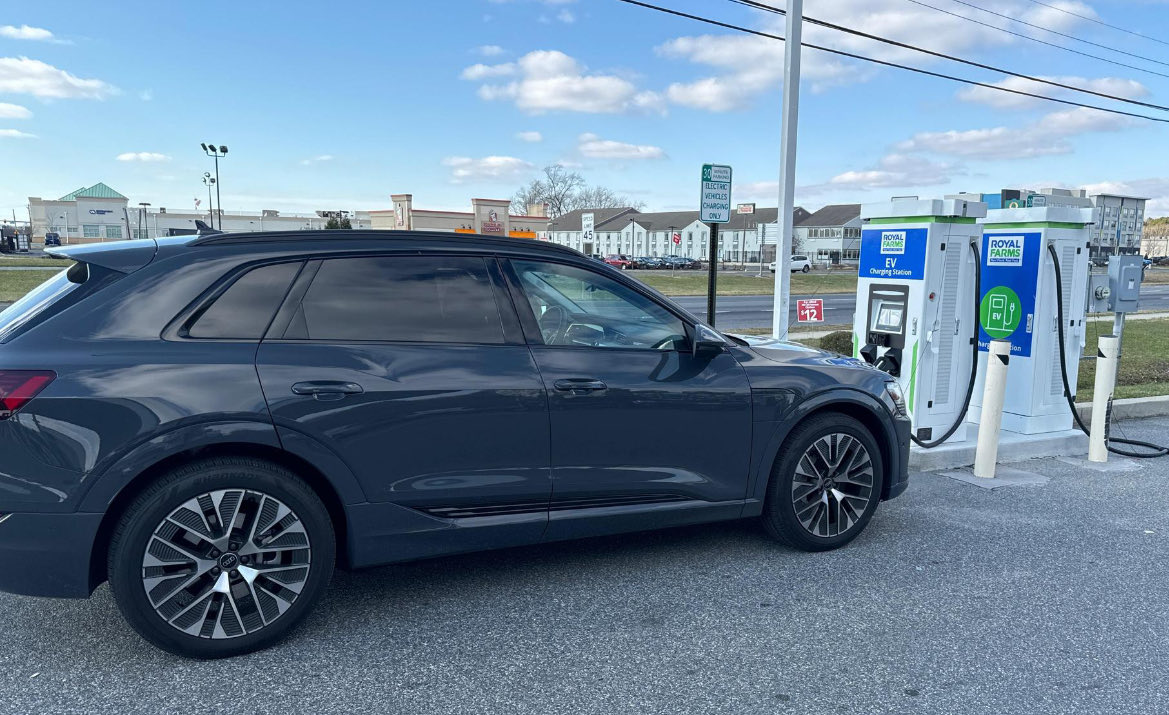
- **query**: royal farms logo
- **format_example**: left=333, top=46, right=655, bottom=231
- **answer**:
left=880, top=231, right=906, bottom=254
left=987, top=235, right=1025, bottom=266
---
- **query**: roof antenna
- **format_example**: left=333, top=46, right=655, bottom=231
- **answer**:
left=194, top=220, right=222, bottom=235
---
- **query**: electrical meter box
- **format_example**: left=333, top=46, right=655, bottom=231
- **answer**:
left=854, top=198, right=986, bottom=443
left=969, top=206, right=1092, bottom=434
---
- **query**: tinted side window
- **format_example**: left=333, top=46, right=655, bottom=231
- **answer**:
left=292, top=256, right=505, bottom=344
left=511, top=260, right=687, bottom=350
left=187, top=261, right=301, bottom=339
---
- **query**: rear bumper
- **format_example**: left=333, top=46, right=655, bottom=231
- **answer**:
left=885, top=416, right=911, bottom=500
left=0, top=512, right=102, bottom=598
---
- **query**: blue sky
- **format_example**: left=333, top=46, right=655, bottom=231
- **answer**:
left=2, top=0, right=1169, bottom=219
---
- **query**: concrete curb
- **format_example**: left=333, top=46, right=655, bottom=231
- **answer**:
left=1075, top=395, right=1169, bottom=423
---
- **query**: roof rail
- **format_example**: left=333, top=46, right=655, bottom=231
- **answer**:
left=186, top=229, right=583, bottom=256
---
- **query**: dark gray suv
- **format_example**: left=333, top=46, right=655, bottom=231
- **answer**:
left=0, top=231, right=909, bottom=658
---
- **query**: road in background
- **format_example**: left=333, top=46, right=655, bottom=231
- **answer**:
left=1, top=417, right=1167, bottom=713
left=676, top=283, right=1169, bottom=332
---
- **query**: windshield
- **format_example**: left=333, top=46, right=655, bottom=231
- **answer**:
left=0, top=266, right=82, bottom=342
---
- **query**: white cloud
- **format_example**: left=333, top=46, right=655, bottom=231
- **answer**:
left=468, top=50, right=665, bottom=115
left=1081, top=177, right=1169, bottom=215
left=655, top=0, right=1090, bottom=110
left=139, top=89, right=153, bottom=102
left=116, top=152, right=171, bottom=162
left=0, top=128, right=36, bottom=138
left=556, top=9, right=575, bottom=23
left=477, top=45, right=506, bottom=57
left=0, top=103, right=31, bottom=119
left=442, top=155, right=534, bottom=183
left=300, top=154, right=334, bottom=165
left=576, top=132, right=665, bottom=160
left=957, top=75, right=1149, bottom=110
left=802, top=154, right=956, bottom=194
left=460, top=62, right=516, bottom=80
left=0, top=25, right=54, bottom=41
left=516, top=130, right=543, bottom=142
left=0, top=57, right=117, bottom=99
left=897, top=107, right=1134, bottom=160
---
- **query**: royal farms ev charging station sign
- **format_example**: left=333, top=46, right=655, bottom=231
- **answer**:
left=700, top=164, right=732, bottom=223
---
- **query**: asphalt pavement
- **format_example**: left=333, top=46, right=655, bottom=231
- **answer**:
left=2, top=417, right=1168, bottom=713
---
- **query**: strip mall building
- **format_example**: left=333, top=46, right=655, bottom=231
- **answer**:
left=370, top=194, right=550, bottom=238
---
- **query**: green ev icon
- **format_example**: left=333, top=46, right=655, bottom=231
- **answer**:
left=980, top=285, right=1022, bottom=339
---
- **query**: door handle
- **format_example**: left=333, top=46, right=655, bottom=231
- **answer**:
left=291, top=381, right=364, bottom=400
left=553, top=378, right=607, bottom=394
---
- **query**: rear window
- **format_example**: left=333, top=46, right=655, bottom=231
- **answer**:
left=0, top=263, right=86, bottom=343
left=187, top=262, right=301, bottom=339
left=286, top=255, right=504, bottom=344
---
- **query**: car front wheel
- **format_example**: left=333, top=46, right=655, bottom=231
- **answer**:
left=108, top=457, right=335, bottom=659
left=801, top=264, right=811, bottom=273
left=762, top=414, right=884, bottom=551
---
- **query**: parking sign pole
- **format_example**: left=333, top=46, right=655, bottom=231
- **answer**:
left=707, top=223, right=720, bottom=327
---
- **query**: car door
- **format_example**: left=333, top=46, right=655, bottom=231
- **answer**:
left=256, top=253, right=551, bottom=561
left=502, top=257, right=753, bottom=539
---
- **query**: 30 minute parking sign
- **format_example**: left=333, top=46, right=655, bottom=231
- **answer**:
left=700, top=164, right=732, bottom=223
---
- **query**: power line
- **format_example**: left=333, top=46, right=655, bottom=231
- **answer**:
left=905, top=0, right=1169, bottom=80
left=728, top=0, right=1169, bottom=111
left=940, top=0, right=1169, bottom=68
left=1020, top=0, right=1169, bottom=49
left=613, top=0, right=1169, bottom=124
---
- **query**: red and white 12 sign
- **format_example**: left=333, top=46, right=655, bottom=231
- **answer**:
left=796, top=298, right=824, bottom=323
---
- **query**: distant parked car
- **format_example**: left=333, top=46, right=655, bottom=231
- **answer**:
left=589, top=254, right=606, bottom=263
left=769, top=255, right=811, bottom=273
left=662, top=255, right=698, bottom=270
left=43, top=233, right=62, bottom=248
left=604, top=254, right=635, bottom=270
left=636, top=256, right=664, bottom=269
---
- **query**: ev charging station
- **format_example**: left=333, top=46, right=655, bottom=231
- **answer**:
left=968, top=206, right=1093, bottom=434
left=853, top=198, right=985, bottom=444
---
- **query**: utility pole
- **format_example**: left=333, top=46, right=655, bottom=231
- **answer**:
left=772, top=0, right=803, bottom=340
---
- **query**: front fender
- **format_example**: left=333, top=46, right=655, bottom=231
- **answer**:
left=744, top=388, right=899, bottom=512
left=76, top=420, right=367, bottom=512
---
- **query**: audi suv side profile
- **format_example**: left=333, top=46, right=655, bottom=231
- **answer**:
left=0, top=231, right=909, bottom=658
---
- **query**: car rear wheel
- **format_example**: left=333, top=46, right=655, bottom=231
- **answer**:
left=801, top=264, right=811, bottom=273
left=108, top=457, right=335, bottom=659
left=762, top=414, right=884, bottom=551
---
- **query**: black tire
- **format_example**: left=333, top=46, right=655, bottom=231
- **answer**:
left=108, top=457, right=335, bottom=659
left=801, top=264, right=811, bottom=273
left=762, top=414, right=884, bottom=551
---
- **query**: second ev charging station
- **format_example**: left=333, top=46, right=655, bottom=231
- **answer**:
left=968, top=206, right=1093, bottom=434
left=853, top=198, right=985, bottom=445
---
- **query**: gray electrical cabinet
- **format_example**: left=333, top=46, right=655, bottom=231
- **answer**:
left=1108, top=256, right=1143, bottom=313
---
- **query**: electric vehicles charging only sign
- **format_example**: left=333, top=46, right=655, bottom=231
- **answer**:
left=859, top=228, right=927, bottom=279
left=979, top=232, right=1040, bottom=356
left=700, top=164, right=732, bottom=223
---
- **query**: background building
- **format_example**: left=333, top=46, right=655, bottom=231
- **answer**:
left=948, top=187, right=1146, bottom=257
left=28, top=182, right=372, bottom=244
left=545, top=205, right=804, bottom=262
left=369, top=194, right=549, bottom=238
left=795, top=204, right=862, bottom=264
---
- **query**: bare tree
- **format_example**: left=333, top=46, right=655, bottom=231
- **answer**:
left=511, top=164, right=642, bottom=217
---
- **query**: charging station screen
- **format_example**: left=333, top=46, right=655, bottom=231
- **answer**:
left=870, top=299, right=905, bottom=333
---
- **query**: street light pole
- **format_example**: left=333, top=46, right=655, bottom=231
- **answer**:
left=200, top=143, right=229, bottom=230
left=202, top=173, right=215, bottom=227
left=138, top=202, right=150, bottom=240
left=772, top=0, right=803, bottom=340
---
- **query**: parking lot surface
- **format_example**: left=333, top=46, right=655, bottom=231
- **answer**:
left=2, top=417, right=1168, bottom=714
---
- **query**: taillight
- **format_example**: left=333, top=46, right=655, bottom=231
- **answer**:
left=0, top=370, right=55, bottom=419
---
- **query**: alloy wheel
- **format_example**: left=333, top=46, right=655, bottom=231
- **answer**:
left=141, top=489, right=312, bottom=639
left=791, top=433, right=875, bottom=538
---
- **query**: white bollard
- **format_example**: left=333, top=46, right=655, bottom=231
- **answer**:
left=1088, top=334, right=1120, bottom=463
left=974, top=339, right=1011, bottom=478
